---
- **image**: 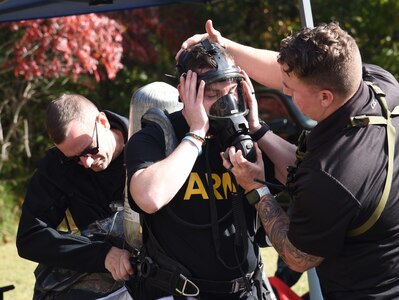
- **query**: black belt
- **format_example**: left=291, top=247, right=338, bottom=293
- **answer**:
left=191, top=273, right=253, bottom=294
left=152, top=266, right=253, bottom=296
left=139, top=256, right=253, bottom=297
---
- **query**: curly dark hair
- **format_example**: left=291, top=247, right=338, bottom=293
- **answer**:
left=278, top=22, right=362, bottom=98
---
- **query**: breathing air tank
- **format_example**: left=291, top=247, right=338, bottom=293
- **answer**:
left=124, top=81, right=183, bottom=251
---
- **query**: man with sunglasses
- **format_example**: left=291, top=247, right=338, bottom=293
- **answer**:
left=17, top=94, right=133, bottom=299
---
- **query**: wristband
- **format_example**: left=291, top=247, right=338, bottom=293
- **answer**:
left=250, top=121, right=270, bottom=142
left=182, top=136, right=203, bottom=156
left=245, top=186, right=271, bottom=206
left=185, top=132, right=206, bottom=144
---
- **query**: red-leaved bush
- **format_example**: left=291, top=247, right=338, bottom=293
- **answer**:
left=5, top=14, right=125, bottom=82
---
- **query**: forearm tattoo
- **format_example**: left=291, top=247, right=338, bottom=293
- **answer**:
left=256, top=194, right=321, bottom=270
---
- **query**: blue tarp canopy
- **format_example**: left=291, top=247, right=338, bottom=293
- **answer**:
left=0, top=0, right=207, bottom=23
left=0, top=0, right=313, bottom=28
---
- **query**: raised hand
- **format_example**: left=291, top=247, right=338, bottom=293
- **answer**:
left=180, top=70, right=209, bottom=137
left=176, top=20, right=225, bottom=60
left=240, top=68, right=261, bottom=133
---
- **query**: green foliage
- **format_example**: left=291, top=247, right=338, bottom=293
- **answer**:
left=0, top=76, right=66, bottom=177
left=204, top=0, right=302, bottom=50
left=0, top=183, right=20, bottom=243
left=311, top=0, right=399, bottom=79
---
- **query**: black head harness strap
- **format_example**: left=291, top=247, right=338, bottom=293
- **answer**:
left=176, top=39, right=243, bottom=85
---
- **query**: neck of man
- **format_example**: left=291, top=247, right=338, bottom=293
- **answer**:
left=111, top=128, right=125, bottom=160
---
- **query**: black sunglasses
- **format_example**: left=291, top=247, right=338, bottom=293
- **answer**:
left=61, top=121, right=99, bottom=165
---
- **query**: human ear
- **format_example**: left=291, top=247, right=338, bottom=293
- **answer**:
left=320, top=90, right=334, bottom=108
left=98, top=112, right=110, bottom=129
left=177, top=83, right=183, bottom=102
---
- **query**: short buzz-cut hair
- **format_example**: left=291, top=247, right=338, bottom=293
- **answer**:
left=46, top=94, right=99, bottom=144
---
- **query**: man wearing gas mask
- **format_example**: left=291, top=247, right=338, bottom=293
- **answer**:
left=125, top=40, right=277, bottom=300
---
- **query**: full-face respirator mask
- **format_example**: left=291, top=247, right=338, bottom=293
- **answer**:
left=177, top=39, right=256, bottom=162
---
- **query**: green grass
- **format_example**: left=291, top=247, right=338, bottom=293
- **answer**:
left=0, top=241, right=36, bottom=300
left=0, top=185, right=20, bottom=244
left=0, top=241, right=308, bottom=300
left=261, top=247, right=309, bottom=298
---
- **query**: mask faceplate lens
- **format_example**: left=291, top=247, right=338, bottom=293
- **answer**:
left=207, top=78, right=247, bottom=118
left=209, top=94, right=240, bottom=117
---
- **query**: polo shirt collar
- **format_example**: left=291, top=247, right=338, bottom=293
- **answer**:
left=306, top=81, right=370, bottom=152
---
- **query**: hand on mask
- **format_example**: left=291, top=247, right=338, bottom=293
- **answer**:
left=179, top=70, right=209, bottom=138
left=221, top=143, right=265, bottom=192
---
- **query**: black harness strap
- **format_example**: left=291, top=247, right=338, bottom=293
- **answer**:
left=205, top=142, right=249, bottom=270
left=138, top=217, right=254, bottom=295
left=138, top=218, right=199, bottom=297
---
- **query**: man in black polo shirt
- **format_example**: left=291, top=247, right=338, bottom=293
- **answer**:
left=180, top=21, right=399, bottom=299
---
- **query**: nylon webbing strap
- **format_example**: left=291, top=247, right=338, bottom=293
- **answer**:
left=295, top=130, right=308, bottom=162
left=347, top=81, right=398, bottom=236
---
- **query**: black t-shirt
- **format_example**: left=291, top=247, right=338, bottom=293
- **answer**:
left=287, top=64, right=399, bottom=299
left=16, top=111, right=128, bottom=273
left=126, top=111, right=271, bottom=298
